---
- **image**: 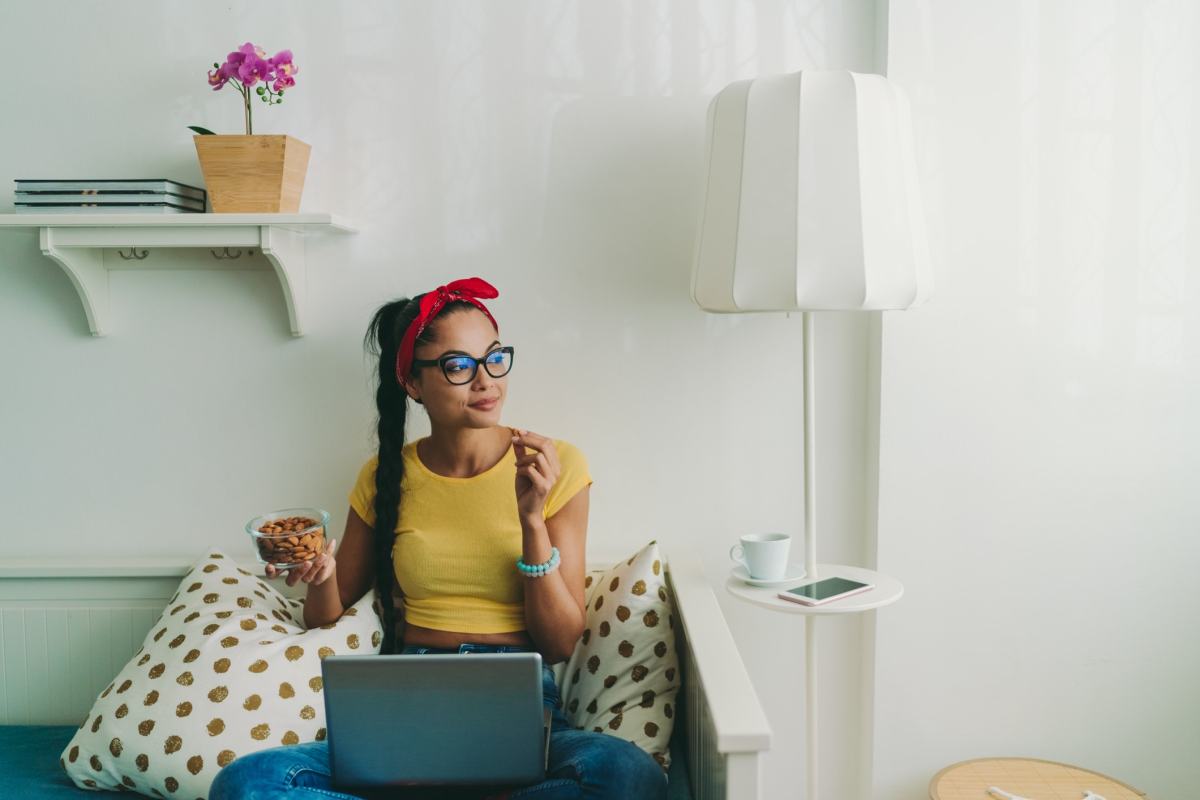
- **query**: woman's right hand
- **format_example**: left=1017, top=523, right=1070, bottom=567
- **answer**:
left=265, top=537, right=338, bottom=587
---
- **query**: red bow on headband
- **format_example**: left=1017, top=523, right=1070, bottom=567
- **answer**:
left=395, top=277, right=500, bottom=388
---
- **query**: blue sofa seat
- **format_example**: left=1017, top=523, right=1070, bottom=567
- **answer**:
left=0, top=725, right=693, bottom=799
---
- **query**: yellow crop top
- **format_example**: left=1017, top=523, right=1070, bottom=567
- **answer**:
left=346, top=435, right=592, bottom=634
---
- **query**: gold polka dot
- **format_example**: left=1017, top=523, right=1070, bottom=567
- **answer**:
left=222, top=577, right=238, bottom=585
left=308, top=676, right=323, bottom=692
left=153, top=627, right=166, bottom=641
left=371, top=631, right=382, bottom=648
left=632, top=664, right=649, bottom=682
left=183, top=648, right=200, bottom=663
left=641, top=690, right=657, bottom=707
left=220, top=636, right=240, bottom=648
left=91, top=715, right=103, bottom=732
left=144, top=690, right=159, bottom=706
left=90, top=754, right=103, bottom=770
left=148, top=663, right=166, bottom=679
left=254, top=590, right=267, bottom=599
left=609, top=577, right=620, bottom=591
left=237, top=597, right=252, bottom=608
left=213, top=658, right=231, bottom=673
left=248, top=660, right=269, bottom=673
left=117, top=679, right=134, bottom=693
left=243, top=694, right=261, bottom=711
left=115, top=703, right=129, bottom=718
left=184, top=612, right=200, bottom=623
left=594, top=594, right=604, bottom=611
left=176, top=671, right=194, bottom=686
left=187, top=755, right=203, bottom=775
left=168, top=634, right=186, bottom=649
left=216, top=750, right=236, bottom=767
left=652, top=559, right=661, bottom=575
left=82, top=778, right=97, bottom=788
left=347, top=634, right=360, bottom=650
left=632, top=580, right=647, bottom=595
left=100, top=682, right=114, bottom=698
left=240, top=619, right=257, bottom=631
left=215, top=610, right=233, bottom=619
left=122, top=775, right=136, bottom=788
left=187, top=581, right=203, bottom=592
left=202, top=564, right=217, bottom=573
left=69, top=745, right=79, bottom=762
left=278, top=682, right=295, bottom=698
left=138, top=720, right=156, bottom=736
left=203, top=593, right=219, bottom=604
left=318, top=646, right=334, bottom=659
left=164, top=735, right=182, bottom=754
left=203, top=624, right=220, bottom=636
left=136, top=753, right=149, bottom=771
left=658, top=586, right=668, bottom=602
left=210, top=552, right=224, bottom=559
left=138, top=654, right=152, bottom=666
left=610, top=700, right=626, bottom=714
left=643, top=610, right=660, bottom=627
left=608, top=713, right=624, bottom=730
left=176, top=701, right=192, bottom=717
left=250, top=723, right=271, bottom=740
left=285, top=645, right=304, bottom=661
left=281, top=730, right=300, bottom=745
left=616, top=605, right=631, bottom=622
left=300, top=705, right=316, bottom=720
left=255, top=613, right=268, bottom=621
left=208, top=686, right=228, bottom=703
left=344, top=607, right=358, bottom=616
left=599, top=621, right=611, bottom=637
left=165, top=776, right=179, bottom=792
left=271, top=625, right=288, bottom=634
left=315, top=728, right=327, bottom=741
left=618, top=640, right=634, bottom=657
left=206, top=718, right=225, bottom=736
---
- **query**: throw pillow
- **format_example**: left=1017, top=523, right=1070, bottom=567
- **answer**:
left=60, top=548, right=381, bottom=798
left=551, top=540, right=680, bottom=769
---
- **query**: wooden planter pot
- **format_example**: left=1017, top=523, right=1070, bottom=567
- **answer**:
left=193, top=135, right=310, bottom=212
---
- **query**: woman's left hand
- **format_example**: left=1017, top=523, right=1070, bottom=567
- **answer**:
left=512, top=428, right=560, bottom=521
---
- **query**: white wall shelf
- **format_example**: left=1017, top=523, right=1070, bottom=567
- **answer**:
left=0, top=213, right=357, bottom=336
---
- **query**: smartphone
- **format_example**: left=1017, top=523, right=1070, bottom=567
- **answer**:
left=777, top=576, right=873, bottom=606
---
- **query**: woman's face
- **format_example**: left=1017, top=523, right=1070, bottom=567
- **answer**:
left=405, top=307, right=507, bottom=429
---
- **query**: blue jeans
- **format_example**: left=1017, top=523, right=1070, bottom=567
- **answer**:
left=208, top=643, right=667, bottom=799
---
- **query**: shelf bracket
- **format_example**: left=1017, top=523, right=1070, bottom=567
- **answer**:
left=258, top=225, right=306, bottom=337
left=40, top=227, right=110, bottom=337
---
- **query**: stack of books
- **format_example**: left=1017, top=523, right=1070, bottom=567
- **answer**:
left=14, top=179, right=208, bottom=214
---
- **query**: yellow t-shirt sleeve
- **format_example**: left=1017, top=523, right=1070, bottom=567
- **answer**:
left=544, top=440, right=593, bottom=519
left=347, top=455, right=379, bottom=528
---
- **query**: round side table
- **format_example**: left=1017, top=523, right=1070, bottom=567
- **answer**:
left=725, top=563, right=904, bottom=799
left=929, top=757, right=1148, bottom=800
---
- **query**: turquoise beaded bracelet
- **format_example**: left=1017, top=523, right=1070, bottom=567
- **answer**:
left=516, top=546, right=561, bottom=578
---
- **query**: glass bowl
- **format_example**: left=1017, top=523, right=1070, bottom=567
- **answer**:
left=245, top=507, right=331, bottom=571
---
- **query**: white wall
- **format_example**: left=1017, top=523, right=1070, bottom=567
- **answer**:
left=0, top=2, right=886, bottom=798
left=875, top=1, right=1200, bottom=798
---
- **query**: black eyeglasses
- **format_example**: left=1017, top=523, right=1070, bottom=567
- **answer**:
left=412, top=345, right=515, bottom=385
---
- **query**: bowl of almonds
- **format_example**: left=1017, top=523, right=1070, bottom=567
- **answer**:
left=245, top=507, right=330, bottom=570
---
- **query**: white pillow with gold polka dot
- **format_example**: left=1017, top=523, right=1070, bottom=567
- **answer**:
left=551, top=540, right=680, bottom=770
left=59, top=547, right=382, bottom=798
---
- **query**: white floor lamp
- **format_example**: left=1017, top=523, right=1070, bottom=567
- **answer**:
left=691, top=70, right=934, bottom=798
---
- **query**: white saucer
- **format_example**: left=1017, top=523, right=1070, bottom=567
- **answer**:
left=732, top=564, right=808, bottom=587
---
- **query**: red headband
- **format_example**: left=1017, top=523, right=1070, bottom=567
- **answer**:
left=395, top=277, right=500, bottom=388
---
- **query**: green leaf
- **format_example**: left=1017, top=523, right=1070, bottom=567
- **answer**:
left=187, top=125, right=217, bottom=136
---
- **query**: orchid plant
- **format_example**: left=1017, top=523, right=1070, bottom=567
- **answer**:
left=189, top=43, right=298, bottom=136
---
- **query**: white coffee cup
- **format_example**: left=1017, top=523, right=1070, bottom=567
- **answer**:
left=729, top=532, right=791, bottom=580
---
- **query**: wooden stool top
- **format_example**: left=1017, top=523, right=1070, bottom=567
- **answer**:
left=929, top=757, right=1148, bottom=800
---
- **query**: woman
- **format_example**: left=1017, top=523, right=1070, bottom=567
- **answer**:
left=210, top=278, right=667, bottom=799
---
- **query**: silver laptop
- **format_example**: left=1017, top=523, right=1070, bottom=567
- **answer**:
left=321, top=653, right=552, bottom=790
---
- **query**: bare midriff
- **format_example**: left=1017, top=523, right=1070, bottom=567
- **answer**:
left=401, top=621, right=534, bottom=649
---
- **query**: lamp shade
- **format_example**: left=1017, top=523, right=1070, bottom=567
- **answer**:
left=691, top=70, right=933, bottom=312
